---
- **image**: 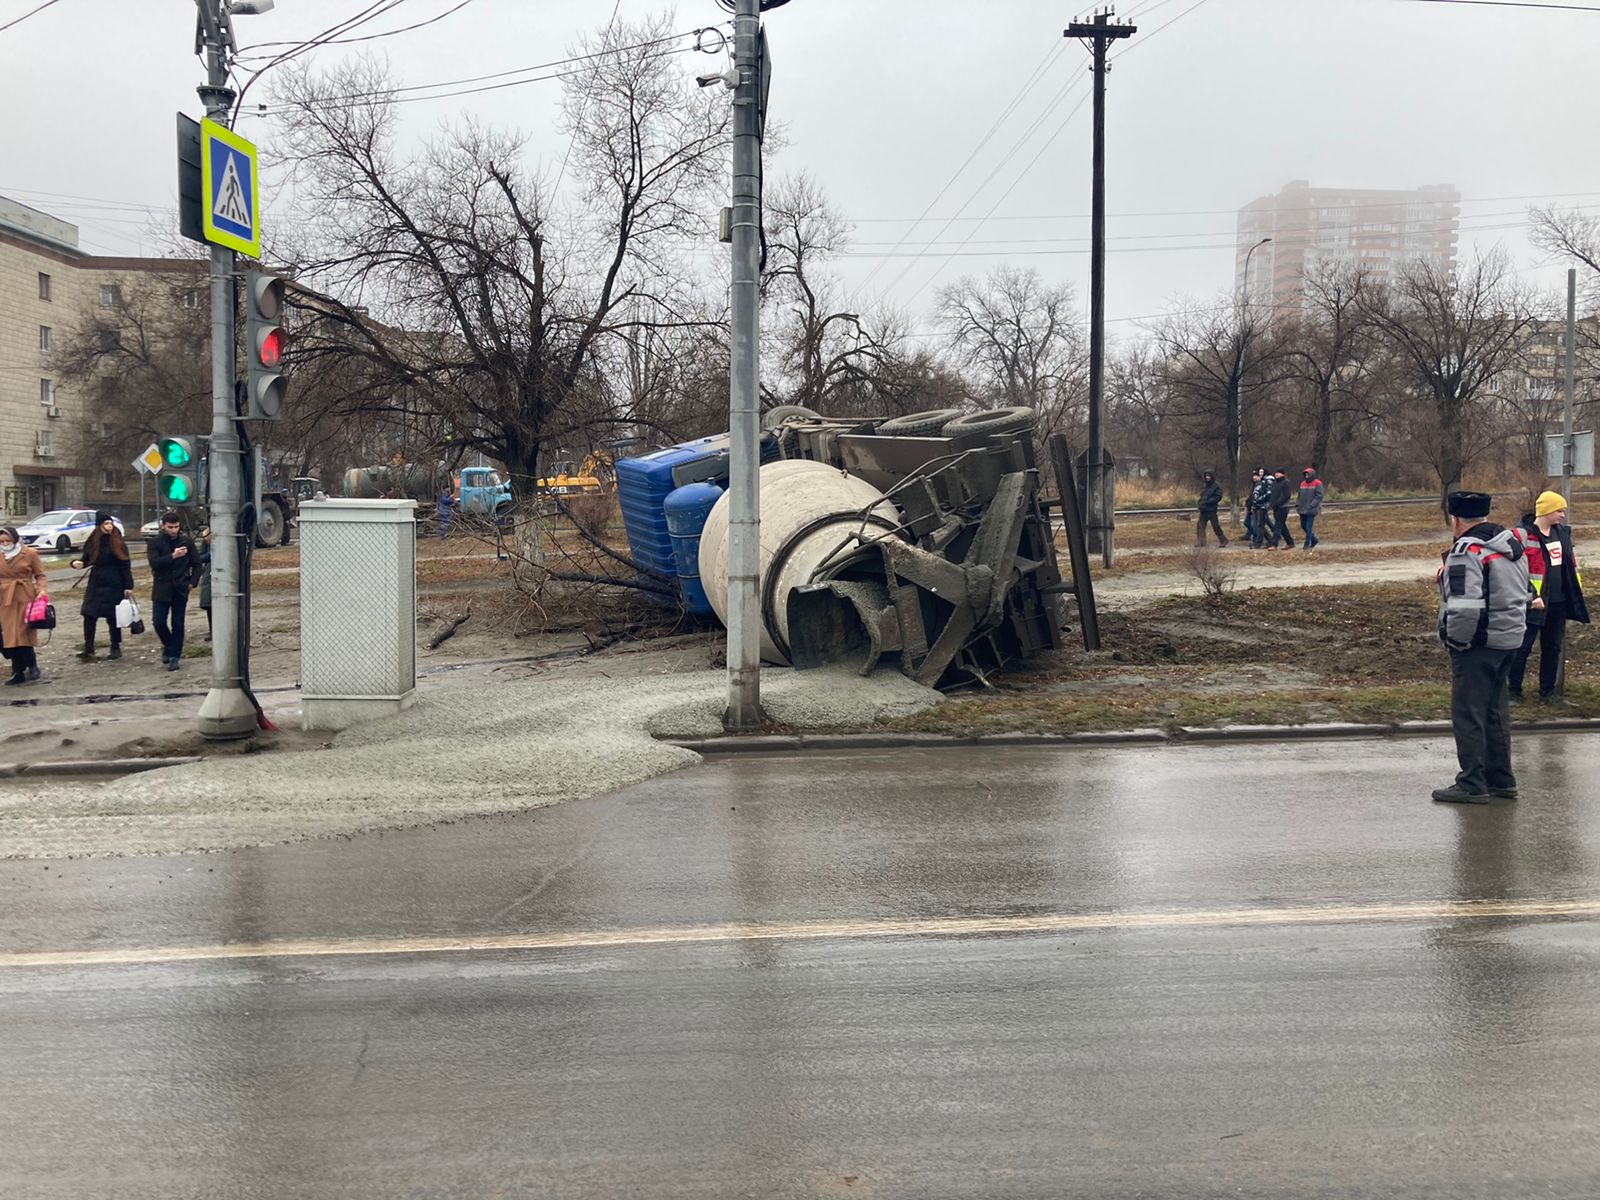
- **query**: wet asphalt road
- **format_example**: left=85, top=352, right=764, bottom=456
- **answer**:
left=5, top=735, right=1600, bottom=1198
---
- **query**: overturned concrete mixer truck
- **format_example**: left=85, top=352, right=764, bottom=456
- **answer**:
left=613, top=407, right=1076, bottom=689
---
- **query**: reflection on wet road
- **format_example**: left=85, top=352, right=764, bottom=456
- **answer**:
left=5, top=736, right=1600, bottom=1198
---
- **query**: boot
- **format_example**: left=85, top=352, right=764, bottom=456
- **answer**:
left=78, top=641, right=95, bottom=662
left=108, top=644, right=122, bottom=661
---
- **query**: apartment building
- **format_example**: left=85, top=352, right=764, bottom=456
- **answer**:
left=1, top=195, right=202, bottom=519
left=1236, top=180, right=1461, bottom=312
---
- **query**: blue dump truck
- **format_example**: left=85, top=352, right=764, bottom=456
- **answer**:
left=612, top=407, right=1074, bottom=689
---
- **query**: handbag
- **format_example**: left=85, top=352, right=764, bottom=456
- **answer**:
left=115, top=597, right=146, bottom=635
left=25, top=592, right=55, bottom=631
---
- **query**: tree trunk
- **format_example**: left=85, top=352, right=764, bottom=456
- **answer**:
left=1312, top=383, right=1332, bottom=474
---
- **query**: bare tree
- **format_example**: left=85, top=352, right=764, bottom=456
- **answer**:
left=936, top=265, right=1087, bottom=439
left=1360, top=249, right=1543, bottom=509
left=761, top=174, right=932, bottom=416
left=269, top=13, right=731, bottom=487
left=1280, top=263, right=1380, bottom=474
left=1151, top=300, right=1285, bottom=516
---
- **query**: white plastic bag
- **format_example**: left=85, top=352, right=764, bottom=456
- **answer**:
left=115, top=598, right=140, bottom=629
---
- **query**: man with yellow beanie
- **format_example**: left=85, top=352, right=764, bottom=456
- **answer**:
left=1510, top=491, right=1590, bottom=705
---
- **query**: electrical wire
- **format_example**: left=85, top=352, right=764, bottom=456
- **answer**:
left=0, top=0, right=63, bottom=34
left=1398, top=0, right=1600, bottom=10
left=852, top=39, right=1068, bottom=296
left=234, top=0, right=477, bottom=56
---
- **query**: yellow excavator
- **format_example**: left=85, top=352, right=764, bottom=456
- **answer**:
left=536, top=451, right=614, bottom=496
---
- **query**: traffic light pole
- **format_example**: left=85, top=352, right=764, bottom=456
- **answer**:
left=196, top=1, right=257, bottom=739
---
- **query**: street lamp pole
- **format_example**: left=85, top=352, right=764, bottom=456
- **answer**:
left=1232, top=236, right=1271, bottom=526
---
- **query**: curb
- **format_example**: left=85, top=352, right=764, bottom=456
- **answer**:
left=662, top=718, right=1600, bottom=755
left=0, top=756, right=201, bottom=779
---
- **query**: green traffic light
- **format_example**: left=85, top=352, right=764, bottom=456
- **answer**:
left=161, top=438, right=192, bottom=467
left=161, top=476, right=193, bottom=503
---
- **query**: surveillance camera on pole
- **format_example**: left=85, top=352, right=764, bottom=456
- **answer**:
left=696, top=69, right=736, bottom=90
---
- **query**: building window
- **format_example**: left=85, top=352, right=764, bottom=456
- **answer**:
left=39, top=326, right=51, bottom=352
left=183, top=288, right=204, bottom=310
left=98, top=329, right=122, bottom=352
left=38, top=272, right=51, bottom=301
left=99, top=284, right=122, bottom=308
left=40, top=379, right=55, bottom=407
left=101, top=469, right=121, bottom=493
left=35, top=431, right=52, bottom=457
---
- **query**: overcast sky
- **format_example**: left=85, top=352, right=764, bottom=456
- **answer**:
left=2, top=0, right=1596, bottom=346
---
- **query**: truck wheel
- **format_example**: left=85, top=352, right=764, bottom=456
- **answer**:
left=762, top=404, right=822, bottom=429
left=942, top=406, right=1037, bottom=437
left=255, top=499, right=285, bottom=548
left=876, top=408, right=966, bottom=437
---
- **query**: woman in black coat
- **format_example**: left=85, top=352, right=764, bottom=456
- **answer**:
left=69, top=512, right=134, bottom=661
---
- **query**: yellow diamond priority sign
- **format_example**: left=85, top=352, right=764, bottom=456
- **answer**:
left=136, top=443, right=164, bottom=475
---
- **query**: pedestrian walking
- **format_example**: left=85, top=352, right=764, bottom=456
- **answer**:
left=1242, top=469, right=1262, bottom=546
left=197, top=527, right=213, bottom=642
left=1509, top=491, right=1589, bottom=706
left=69, top=513, right=134, bottom=661
left=1296, top=466, right=1325, bottom=550
left=1268, top=469, right=1296, bottom=549
left=1195, top=470, right=1227, bottom=547
left=0, top=524, right=48, bottom=686
left=1248, top=468, right=1274, bottom=548
left=147, top=510, right=201, bottom=672
left=1432, top=491, right=1530, bottom=804
left=436, top=488, right=453, bottom=540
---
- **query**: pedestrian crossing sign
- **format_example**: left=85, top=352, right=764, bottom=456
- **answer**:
left=200, top=118, right=260, bottom=257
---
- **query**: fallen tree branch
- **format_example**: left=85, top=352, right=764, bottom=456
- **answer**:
left=427, top=601, right=473, bottom=650
left=545, top=569, right=679, bottom=597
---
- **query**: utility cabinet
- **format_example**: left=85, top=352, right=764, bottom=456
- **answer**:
left=298, top=499, right=417, bottom=731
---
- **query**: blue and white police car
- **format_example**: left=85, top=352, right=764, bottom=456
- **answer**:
left=17, top=509, right=124, bottom=555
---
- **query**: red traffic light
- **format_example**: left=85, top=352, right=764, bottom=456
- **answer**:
left=259, top=327, right=284, bottom=368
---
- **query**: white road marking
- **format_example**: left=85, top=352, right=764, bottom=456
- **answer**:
left=3, top=898, right=1597, bottom=971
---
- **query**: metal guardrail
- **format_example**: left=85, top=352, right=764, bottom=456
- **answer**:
left=1106, top=489, right=1600, bottom=519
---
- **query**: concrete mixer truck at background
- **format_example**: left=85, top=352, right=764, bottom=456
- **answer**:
left=612, top=408, right=1074, bottom=690
left=341, top=463, right=513, bottom=523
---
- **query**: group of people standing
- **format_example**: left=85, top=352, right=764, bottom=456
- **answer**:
left=1434, top=489, right=1588, bottom=804
left=0, top=511, right=211, bottom=687
left=1195, top=466, right=1325, bottom=550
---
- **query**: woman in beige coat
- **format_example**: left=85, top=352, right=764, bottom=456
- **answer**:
left=0, top=524, right=48, bottom=685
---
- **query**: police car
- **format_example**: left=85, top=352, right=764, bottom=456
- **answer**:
left=17, top=509, right=124, bottom=554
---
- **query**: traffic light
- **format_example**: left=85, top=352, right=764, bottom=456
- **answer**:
left=243, top=270, right=286, bottom=420
left=157, top=437, right=198, bottom=506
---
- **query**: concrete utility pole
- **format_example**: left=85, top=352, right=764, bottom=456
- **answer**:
left=1065, top=9, right=1135, bottom=570
left=724, top=0, right=765, bottom=731
left=1562, top=267, right=1578, bottom=506
left=195, top=0, right=257, bottom=739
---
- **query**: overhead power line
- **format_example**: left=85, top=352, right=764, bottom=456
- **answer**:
left=1398, top=0, right=1600, bottom=11
left=235, top=0, right=478, bottom=56
left=0, top=0, right=64, bottom=35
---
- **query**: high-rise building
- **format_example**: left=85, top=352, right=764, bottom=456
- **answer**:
left=1236, top=180, right=1460, bottom=312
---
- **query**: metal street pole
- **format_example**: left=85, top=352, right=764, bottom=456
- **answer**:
left=1562, top=267, right=1577, bottom=506
left=724, top=0, right=764, bottom=731
left=195, top=0, right=256, bottom=739
left=1066, top=12, right=1135, bottom=570
left=1233, top=236, right=1271, bottom=526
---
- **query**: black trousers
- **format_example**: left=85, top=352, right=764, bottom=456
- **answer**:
left=1196, top=508, right=1226, bottom=545
left=83, top=614, right=121, bottom=648
left=1509, top=601, right=1567, bottom=699
left=1450, top=646, right=1515, bottom=793
left=154, top=590, right=190, bottom=661
left=2, top=641, right=37, bottom=677
left=1271, top=505, right=1295, bottom=547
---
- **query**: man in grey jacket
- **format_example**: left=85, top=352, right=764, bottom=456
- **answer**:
left=1433, top=490, right=1530, bottom=804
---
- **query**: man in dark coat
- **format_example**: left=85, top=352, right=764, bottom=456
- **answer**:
left=1433, top=491, right=1530, bottom=804
left=1248, top=467, right=1275, bottom=549
left=1195, top=470, right=1227, bottom=547
left=147, top=511, right=201, bottom=672
left=1267, top=469, right=1296, bottom=549
left=70, top=512, right=134, bottom=660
